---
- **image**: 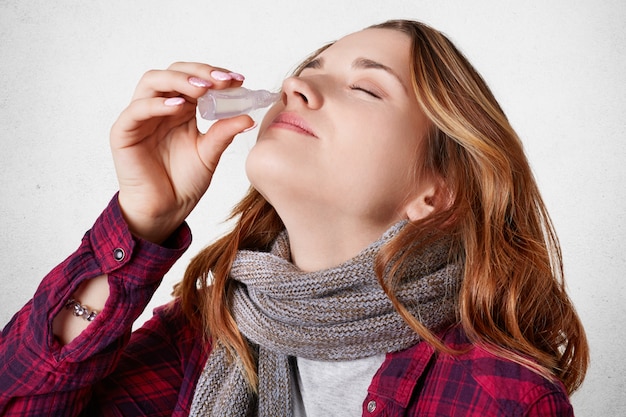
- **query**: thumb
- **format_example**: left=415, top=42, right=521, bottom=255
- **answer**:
left=197, top=115, right=255, bottom=173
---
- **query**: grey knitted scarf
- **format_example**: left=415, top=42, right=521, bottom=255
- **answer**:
left=190, top=221, right=462, bottom=417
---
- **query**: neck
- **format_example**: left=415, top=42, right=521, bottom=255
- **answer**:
left=280, top=213, right=403, bottom=272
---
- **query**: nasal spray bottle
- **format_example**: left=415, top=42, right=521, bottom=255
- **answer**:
left=198, top=87, right=280, bottom=120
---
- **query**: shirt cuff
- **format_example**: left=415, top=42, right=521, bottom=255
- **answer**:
left=88, top=193, right=192, bottom=284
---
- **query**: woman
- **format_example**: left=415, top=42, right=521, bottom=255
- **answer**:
left=0, top=19, right=588, bottom=416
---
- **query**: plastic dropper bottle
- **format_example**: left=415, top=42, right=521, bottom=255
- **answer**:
left=198, top=87, right=280, bottom=120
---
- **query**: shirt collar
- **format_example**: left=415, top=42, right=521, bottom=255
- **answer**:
left=367, top=325, right=471, bottom=407
left=366, top=336, right=437, bottom=407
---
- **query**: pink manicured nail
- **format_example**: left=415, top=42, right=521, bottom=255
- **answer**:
left=211, top=70, right=233, bottom=81
left=242, top=122, right=258, bottom=133
left=229, top=72, right=245, bottom=82
left=164, top=97, right=186, bottom=106
left=188, top=77, right=213, bottom=88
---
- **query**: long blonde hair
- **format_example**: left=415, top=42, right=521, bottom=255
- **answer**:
left=174, top=19, right=588, bottom=394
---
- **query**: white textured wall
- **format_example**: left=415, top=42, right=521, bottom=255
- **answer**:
left=1, top=1, right=624, bottom=414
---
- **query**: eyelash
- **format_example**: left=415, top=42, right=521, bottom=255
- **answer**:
left=349, top=84, right=381, bottom=99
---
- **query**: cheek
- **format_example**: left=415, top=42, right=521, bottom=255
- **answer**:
left=349, top=132, right=420, bottom=198
left=339, top=116, right=418, bottom=177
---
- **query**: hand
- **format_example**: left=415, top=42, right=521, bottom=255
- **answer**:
left=110, top=62, right=254, bottom=243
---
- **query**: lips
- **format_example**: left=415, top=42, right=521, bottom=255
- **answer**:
left=269, top=112, right=317, bottom=137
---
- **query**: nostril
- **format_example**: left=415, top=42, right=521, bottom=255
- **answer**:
left=281, top=76, right=317, bottom=107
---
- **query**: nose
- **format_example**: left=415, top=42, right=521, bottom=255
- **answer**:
left=281, top=76, right=323, bottom=110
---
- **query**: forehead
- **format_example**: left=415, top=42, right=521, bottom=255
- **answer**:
left=318, top=28, right=412, bottom=77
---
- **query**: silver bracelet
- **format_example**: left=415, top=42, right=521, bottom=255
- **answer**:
left=65, top=298, right=98, bottom=322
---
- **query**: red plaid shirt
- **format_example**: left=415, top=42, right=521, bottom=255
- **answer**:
left=0, top=196, right=574, bottom=416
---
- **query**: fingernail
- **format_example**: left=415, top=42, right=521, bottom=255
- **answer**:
left=164, top=97, right=186, bottom=106
left=188, top=77, right=213, bottom=88
left=229, top=72, right=245, bottom=82
left=242, top=122, right=258, bottom=133
left=211, top=70, right=233, bottom=81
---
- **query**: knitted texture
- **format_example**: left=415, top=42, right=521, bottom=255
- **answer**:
left=190, top=221, right=462, bottom=417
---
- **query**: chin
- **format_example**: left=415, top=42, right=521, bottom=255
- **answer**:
left=245, top=145, right=280, bottom=204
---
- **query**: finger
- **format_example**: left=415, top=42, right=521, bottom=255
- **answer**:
left=197, top=115, right=254, bottom=173
left=132, top=69, right=208, bottom=101
left=110, top=96, right=194, bottom=147
left=167, top=61, right=246, bottom=86
left=132, top=63, right=245, bottom=101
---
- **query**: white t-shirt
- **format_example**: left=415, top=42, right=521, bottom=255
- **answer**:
left=291, top=354, right=386, bottom=416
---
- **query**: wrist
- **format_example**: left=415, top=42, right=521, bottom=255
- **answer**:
left=117, top=195, right=186, bottom=245
left=122, top=212, right=183, bottom=245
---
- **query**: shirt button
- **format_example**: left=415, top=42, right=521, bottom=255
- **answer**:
left=113, top=248, right=126, bottom=262
left=367, top=400, right=377, bottom=413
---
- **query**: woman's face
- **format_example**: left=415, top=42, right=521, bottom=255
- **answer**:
left=246, top=28, right=433, bottom=230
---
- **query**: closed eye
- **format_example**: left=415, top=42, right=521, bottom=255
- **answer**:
left=349, top=85, right=382, bottom=99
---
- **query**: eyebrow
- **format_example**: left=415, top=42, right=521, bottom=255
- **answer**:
left=304, top=56, right=408, bottom=93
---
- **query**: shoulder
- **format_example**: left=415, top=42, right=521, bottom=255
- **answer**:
left=122, top=298, right=210, bottom=374
left=376, top=325, right=572, bottom=416
left=416, top=325, right=573, bottom=416
left=87, top=300, right=210, bottom=415
left=145, top=299, right=207, bottom=352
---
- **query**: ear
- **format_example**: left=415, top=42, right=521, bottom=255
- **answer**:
left=404, top=179, right=452, bottom=222
left=404, top=185, right=437, bottom=222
